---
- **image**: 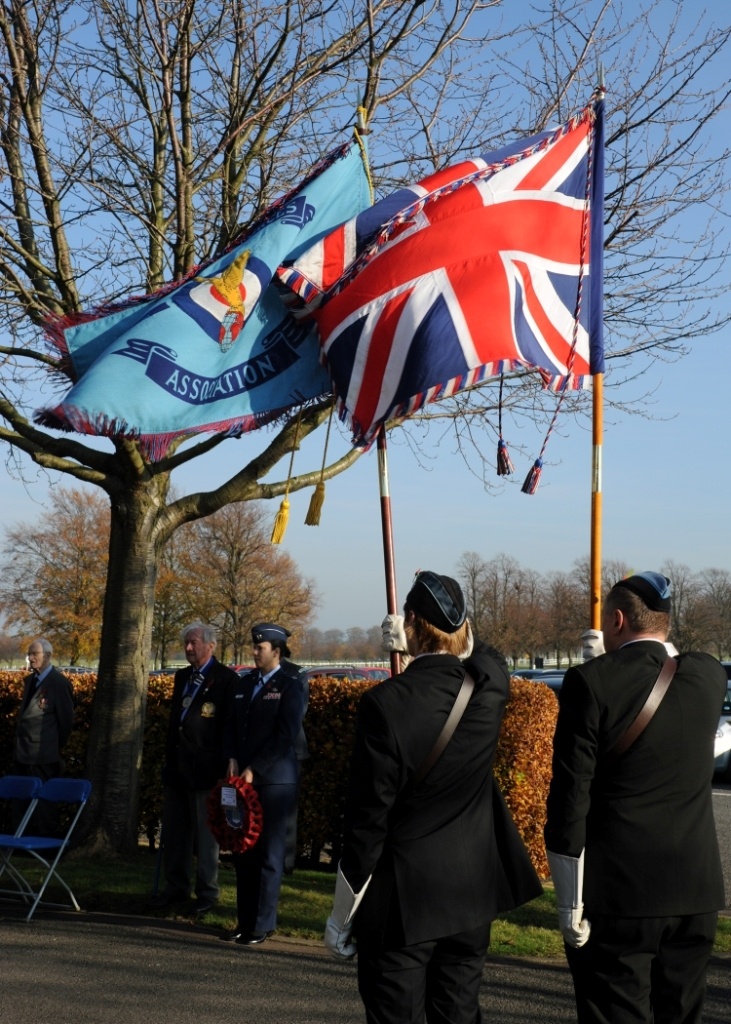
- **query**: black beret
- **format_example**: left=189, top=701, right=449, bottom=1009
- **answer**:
left=612, top=571, right=671, bottom=612
left=405, top=571, right=467, bottom=634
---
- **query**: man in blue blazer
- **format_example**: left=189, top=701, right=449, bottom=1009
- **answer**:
left=151, top=621, right=238, bottom=915
left=223, top=622, right=306, bottom=945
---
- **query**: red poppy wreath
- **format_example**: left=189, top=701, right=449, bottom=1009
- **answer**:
left=207, top=776, right=264, bottom=853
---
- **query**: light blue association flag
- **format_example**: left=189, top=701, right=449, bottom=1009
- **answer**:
left=38, top=140, right=371, bottom=459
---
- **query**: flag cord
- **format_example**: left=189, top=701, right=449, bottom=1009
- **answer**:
left=354, top=107, right=375, bottom=204
left=271, top=411, right=302, bottom=543
left=305, top=401, right=335, bottom=526
left=521, top=104, right=596, bottom=495
left=496, top=373, right=515, bottom=476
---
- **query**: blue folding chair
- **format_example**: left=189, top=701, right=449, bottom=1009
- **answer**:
left=0, top=777, right=92, bottom=921
left=0, top=775, right=43, bottom=894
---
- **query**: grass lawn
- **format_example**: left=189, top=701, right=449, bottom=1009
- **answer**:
left=4, top=847, right=730, bottom=959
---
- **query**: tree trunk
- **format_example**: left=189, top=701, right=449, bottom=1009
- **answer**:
left=78, top=486, right=162, bottom=853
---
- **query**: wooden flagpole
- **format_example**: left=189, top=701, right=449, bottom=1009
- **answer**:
left=590, top=72, right=606, bottom=631
left=377, top=428, right=402, bottom=675
left=590, top=372, right=603, bottom=628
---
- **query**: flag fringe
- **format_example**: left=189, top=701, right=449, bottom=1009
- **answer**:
left=34, top=395, right=330, bottom=463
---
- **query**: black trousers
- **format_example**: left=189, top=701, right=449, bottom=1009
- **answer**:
left=356, top=921, right=492, bottom=1024
left=564, top=912, right=718, bottom=1024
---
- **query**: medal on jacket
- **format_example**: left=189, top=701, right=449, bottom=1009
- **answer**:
left=180, top=670, right=206, bottom=720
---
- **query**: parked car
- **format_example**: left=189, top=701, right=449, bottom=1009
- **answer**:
left=532, top=672, right=565, bottom=692
left=511, top=668, right=554, bottom=679
left=363, top=667, right=391, bottom=681
left=304, top=664, right=372, bottom=682
left=512, top=668, right=565, bottom=690
left=713, top=663, right=731, bottom=782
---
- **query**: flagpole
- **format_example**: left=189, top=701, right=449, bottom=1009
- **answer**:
left=590, top=371, right=603, bottom=628
left=590, top=72, right=606, bottom=631
left=377, top=429, right=402, bottom=675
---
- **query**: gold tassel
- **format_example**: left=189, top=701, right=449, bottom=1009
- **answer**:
left=270, top=412, right=302, bottom=545
left=304, top=402, right=335, bottom=527
left=270, top=497, right=290, bottom=543
left=304, top=482, right=325, bottom=526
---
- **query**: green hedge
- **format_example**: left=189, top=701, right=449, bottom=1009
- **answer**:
left=0, top=671, right=558, bottom=877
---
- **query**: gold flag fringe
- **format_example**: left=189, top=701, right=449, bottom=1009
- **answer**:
left=271, top=412, right=302, bottom=544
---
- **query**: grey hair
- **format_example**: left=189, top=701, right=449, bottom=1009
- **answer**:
left=30, top=638, right=53, bottom=656
left=181, top=621, right=217, bottom=645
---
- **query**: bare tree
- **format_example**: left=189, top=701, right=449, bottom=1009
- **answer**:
left=151, top=530, right=195, bottom=669
left=698, top=569, right=731, bottom=659
left=2, top=0, right=731, bottom=851
left=542, top=571, right=585, bottom=667
left=175, top=502, right=317, bottom=663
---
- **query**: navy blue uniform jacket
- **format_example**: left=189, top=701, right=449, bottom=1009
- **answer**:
left=224, top=664, right=305, bottom=785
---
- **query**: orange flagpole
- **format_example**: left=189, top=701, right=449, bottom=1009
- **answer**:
left=377, top=429, right=401, bottom=675
left=590, top=372, right=603, bottom=628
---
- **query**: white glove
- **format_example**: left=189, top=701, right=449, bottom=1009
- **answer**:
left=381, top=614, right=408, bottom=654
left=581, top=629, right=604, bottom=661
left=324, top=865, right=371, bottom=960
left=715, top=721, right=731, bottom=758
left=547, top=849, right=591, bottom=948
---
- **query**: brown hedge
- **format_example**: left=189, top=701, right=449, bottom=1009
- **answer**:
left=0, top=671, right=557, bottom=876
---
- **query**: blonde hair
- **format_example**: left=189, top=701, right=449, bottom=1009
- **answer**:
left=405, top=614, right=471, bottom=657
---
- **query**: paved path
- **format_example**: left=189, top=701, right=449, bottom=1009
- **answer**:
left=0, top=908, right=729, bottom=1024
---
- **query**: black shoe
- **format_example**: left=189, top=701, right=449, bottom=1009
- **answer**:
left=220, top=928, right=243, bottom=942
left=193, top=898, right=218, bottom=916
left=235, top=930, right=274, bottom=945
left=147, top=891, right=187, bottom=909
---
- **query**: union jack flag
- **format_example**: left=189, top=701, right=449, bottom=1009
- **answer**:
left=279, top=98, right=604, bottom=445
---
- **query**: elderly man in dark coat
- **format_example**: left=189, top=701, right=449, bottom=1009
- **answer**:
left=13, top=637, right=75, bottom=835
left=151, top=621, right=238, bottom=915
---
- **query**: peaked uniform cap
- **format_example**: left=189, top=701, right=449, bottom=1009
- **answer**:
left=251, top=622, right=291, bottom=644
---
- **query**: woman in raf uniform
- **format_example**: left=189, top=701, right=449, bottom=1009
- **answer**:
left=223, top=622, right=306, bottom=945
